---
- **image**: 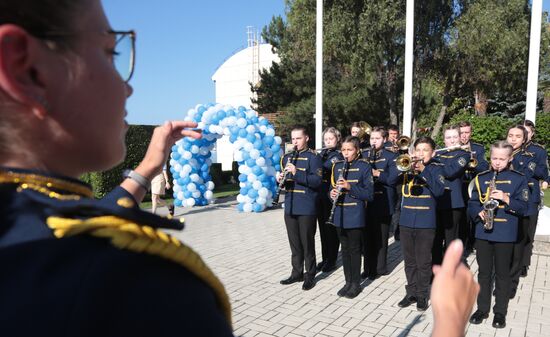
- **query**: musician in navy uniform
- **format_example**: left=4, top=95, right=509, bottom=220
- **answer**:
left=459, top=121, right=490, bottom=250
left=278, top=126, right=323, bottom=290
left=350, top=121, right=371, bottom=150
left=0, top=1, right=233, bottom=335
left=397, top=137, right=446, bottom=311
left=468, top=141, right=529, bottom=329
left=316, top=127, right=343, bottom=273
left=433, top=125, right=470, bottom=265
left=362, top=127, right=399, bottom=279
left=522, top=120, right=549, bottom=276
left=329, top=136, right=374, bottom=298
left=506, top=125, right=538, bottom=299
left=387, top=124, right=403, bottom=241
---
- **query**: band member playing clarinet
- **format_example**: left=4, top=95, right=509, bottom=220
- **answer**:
left=317, top=127, right=343, bottom=273
left=278, top=126, right=323, bottom=291
left=468, top=141, right=529, bottom=329
left=329, top=136, right=374, bottom=298
left=363, top=127, right=399, bottom=279
left=397, top=137, right=445, bottom=311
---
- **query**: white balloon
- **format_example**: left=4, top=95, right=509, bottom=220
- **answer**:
left=174, top=163, right=182, bottom=172
left=242, top=165, right=251, bottom=174
left=249, top=149, right=260, bottom=159
left=182, top=164, right=192, bottom=174
left=256, top=157, right=266, bottom=167
left=234, top=151, right=244, bottom=162
left=259, top=125, right=267, bottom=133
left=248, top=173, right=257, bottom=183
left=191, top=145, right=199, bottom=154
left=274, top=136, right=282, bottom=145
left=199, top=147, right=209, bottom=156
left=186, top=198, right=196, bottom=207
left=246, top=110, right=257, bottom=119
left=252, top=181, right=262, bottom=190
left=190, top=174, right=200, bottom=182
left=192, top=191, right=201, bottom=198
left=239, top=182, right=246, bottom=188
left=204, top=190, right=213, bottom=200
left=177, top=191, right=184, bottom=200
left=177, top=147, right=184, bottom=155
left=170, top=159, right=177, bottom=166
left=257, top=197, right=266, bottom=205
left=223, top=127, right=231, bottom=136
left=187, top=183, right=197, bottom=192
left=244, top=142, right=254, bottom=152
left=266, top=128, right=275, bottom=137
left=206, top=181, right=215, bottom=190
left=237, top=194, right=245, bottom=203
left=238, top=165, right=246, bottom=174
left=237, top=118, right=247, bottom=128
left=258, top=188, right=268, bottom=198
left=243, top=203, right=253, bottom=212
left=246, top=125, right=255, bottom=134
left=182, top=151, right=192, bottom=160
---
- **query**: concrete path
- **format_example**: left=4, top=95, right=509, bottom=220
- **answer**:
left=157, top=200, right=550, bottom=337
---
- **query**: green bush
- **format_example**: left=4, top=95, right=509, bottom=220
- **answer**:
left=80, top=125, right=155, bottom=198
left=534, top=112, right=550, bottom=156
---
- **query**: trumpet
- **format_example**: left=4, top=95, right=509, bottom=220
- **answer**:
left=326, top=161, right=350, bottom=225
left=385, top=135, right=411, bottom=153
left=395, top=154, right=423, bottom=172
left=434, top=144, right=470, bottom=154
left=355, top=121, right=372, bottom=142
left=482, top=171, right=499, bottom=230
left=273, top=146, right=298, bottom=205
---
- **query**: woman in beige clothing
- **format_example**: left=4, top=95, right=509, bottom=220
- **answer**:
left=151, top=165, right=174, bottom=215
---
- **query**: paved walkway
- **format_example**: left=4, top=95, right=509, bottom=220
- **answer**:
left=161, top=200, right=550, bottom=337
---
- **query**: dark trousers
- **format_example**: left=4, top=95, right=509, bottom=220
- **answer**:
left=316, top=197, right=340, bottom=266
left=476, top=239, right=513, bottom=315
left=400, top=226, right=435, bottom=299
left=336, top=227, right=363, bottom=284
left=510, top=216, right=529, bottom=291
left=432, top=208, right=464, bottom=265
left=284, top=214, right=317, bottom=279
left=365, top=214, right=391, bottom=276
left=391, top=186, right=402, bottom=238
left=523, top=212, right=539, bottom=267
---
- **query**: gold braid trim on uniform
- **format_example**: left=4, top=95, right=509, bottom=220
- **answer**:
left=46, top=215, right=232, bottom=327
left=401, top=174, right=415, bottom=198
left=0, top=170, right=93, bottom=198
left=474, top=175, right=489, bottom=204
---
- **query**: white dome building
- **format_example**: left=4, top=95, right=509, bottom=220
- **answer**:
left=211, top=28, right=280, bottom=170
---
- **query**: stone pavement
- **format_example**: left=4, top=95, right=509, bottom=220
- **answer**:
left=161, top=200, right=550, bottom=337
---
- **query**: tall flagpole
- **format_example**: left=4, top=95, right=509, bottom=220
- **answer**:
left=525, top=0, right=543, bottom=124
left=402, top=0, right=414, bottom=137
left=315, top=0, right=323, bottom=149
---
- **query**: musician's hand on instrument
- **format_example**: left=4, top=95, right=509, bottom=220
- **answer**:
left=478, top=210, right=486, bottom=221
left=276, top=172, right=284, bottom=183
left=337, top=178, right=350, bottom=190
left=416, top=160, right=425, bottom=172
left=330, top=189, right=339, bottom=200
left=372, top=169, right=381, bottom=177
left=490, top=189, right=508, bottom=204
left=285, top=163, right=296, bottom=175
left=542, top=181, right=548, bottom=190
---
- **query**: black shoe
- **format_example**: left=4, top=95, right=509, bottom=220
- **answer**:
left=280, top=275, right=303, bottom=285
left=394, top=232, right=400, bottom=241
left=361, top=271, right=369, bottom=279
left=469, top=310, right=488, bottom=324
left=345, top=283, right=362, bottom=299
left=520, top=266, right=528, bottom=278
left=492, top=313, right=506, bottom=329
left=398, top=295, right=417, bottom=308
left=168, top=204, right=175, bottom=216
left=367, top=274, right=379, bottom=281
left=322, top=263, right=337, bottom=273
left=316, top=261, right=325, bottom=271
left=337, top=283, right=351, bottom=297
left=302, top=277, right=315, bottom=291
left=416, top=298, right=428, bottom=311
left=509, top=288, right=517, bottom=299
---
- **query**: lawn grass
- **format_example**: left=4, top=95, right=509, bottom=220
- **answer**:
left=544, top=190, right=549, bottom=208
left=140, top=183, right=239, bottom=209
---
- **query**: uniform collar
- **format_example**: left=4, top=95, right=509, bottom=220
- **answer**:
left=0, top=166, right=93, bottom=198
left=512, top=147, right=522, bottom=157
left=298, top=147, right=309, bottom=154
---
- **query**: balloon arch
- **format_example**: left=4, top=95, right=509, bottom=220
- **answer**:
left=169, top=103, right=282, bottom=213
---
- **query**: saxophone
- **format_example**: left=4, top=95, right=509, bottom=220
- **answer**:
left=482, top=171, right=499, bottom=230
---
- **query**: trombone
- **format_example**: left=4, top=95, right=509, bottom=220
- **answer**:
left=386, top=135, right=411, bottom=152
left=395, top=154, right=423, bottom=172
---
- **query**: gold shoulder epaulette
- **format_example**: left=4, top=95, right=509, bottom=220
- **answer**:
left=478, top=169, right=491, bottom=176
left=46, top=215, right=232, bottom=327
left=431, top=161, right=445, bottom=166
left=524, top=151, right=535, bottom=157
left=334, top=159, right=345, bottom=164
left=510, top=169, right=525, bottom=176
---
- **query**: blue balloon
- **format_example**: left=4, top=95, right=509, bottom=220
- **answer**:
left=246, top=134, right=256, bottom=143
left=271, top=144, right=280, bottom=152
left=217, top=110, right=226, bottom=120
left=242, top=152, right=250, bottom=161
left=229, top=135, right=237, bottom=143
left=238, top=129, right=248, bottom=138
left=231, top=126, right=240, bottom=135
left=246, top=158, right=256, bottom=167
left=257, top=174, right=267, bottom=182
left=201, top=163, right=209, bottom=172
left=264, top=136, right=274, bottom=146
left=240, top=187, right=249, bottom=195
left=253, top=203, right=262, bottom=212
left=182, top=177, right=191, bottom=185
left=172, top=172, right=180, bottom=179
left=199, top=185, right=206, bottom=193
left=198, top=106, right=206, bottom=113
left=237, top=203, right=244, bottom=212
left=262, top=181, right=271, bottom=188
left=174, top=199, right=183, bottom=207
left=253, top=166, right=263, bottom=176
left=247, top=189, right=258, bottom=198
left=238, top=174, right=247, bottom=182
left=184, top=142, right=192, bottom=151
left=238, top=106, right=247, bottom=112
left=172, top=152, right=181, bottom=160
left=184, top=191, right=192, bottom=198
left=177, top=177, right=186, bottom=185
left=275, top=164, right=281, bottom=171
left=172, top=145, right=179, bottom=152
left=254, top=140, right=262, bottom=150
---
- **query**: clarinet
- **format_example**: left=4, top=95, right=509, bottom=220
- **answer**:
left=273, top=146, right=298, bottom=205
left=326, top=160, right=350, bottom=225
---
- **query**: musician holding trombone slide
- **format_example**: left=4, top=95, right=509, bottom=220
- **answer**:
left=467, top=140, right=529, bottom=329
left=328, top=136, right=374, bottom=299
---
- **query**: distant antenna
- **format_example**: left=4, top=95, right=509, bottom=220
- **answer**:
left=247, top=26, right=260, bottom=87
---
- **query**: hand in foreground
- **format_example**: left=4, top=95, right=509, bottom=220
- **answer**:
left=337, top=178, right=350, bottom=190
left=431, top=240, right=479, bottom=337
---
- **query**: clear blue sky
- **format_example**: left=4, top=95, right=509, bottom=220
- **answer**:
left=103, top=1, right=285, bottom=125
left=104, top=1, right=549, bottom=126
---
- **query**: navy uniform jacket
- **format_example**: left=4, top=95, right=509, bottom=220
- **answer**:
left=319, top=148, right=343, bottom=196
left=525, top=141, right=549, bottom=184
left=399, top=161, right=446, bottom=229
left=280, top=148, right=322, bottom=216
left=0, top=167, right=233, bottom=337
left=436, top=149, right=470, bottom=209
left=511, top=149, right=538, bottom=216
left=468, top=169, right=529, bottom=242
left=363, top=148, right=399, bottom=216
left=330, top=158, right=374, bottom=229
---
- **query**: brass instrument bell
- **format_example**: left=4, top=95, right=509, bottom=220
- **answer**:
left=395, top=136, right=411, bottom=151
left=355, top=121, right=372, bottom=142
left=395, top=154, right=423, bottom=172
